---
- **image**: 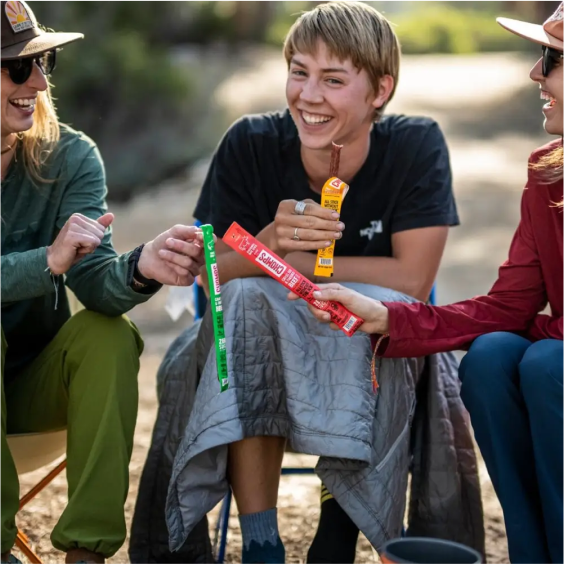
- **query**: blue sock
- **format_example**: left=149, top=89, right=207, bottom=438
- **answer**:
left=239, top=508, right=285, bottom=563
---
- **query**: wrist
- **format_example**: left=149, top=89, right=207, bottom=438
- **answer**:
left=257, top=223, right=285, bottom=257
left=366, top=303, right=389, bottom=335
left=46, top=246, right=63, bottom=275
left=136, top=245, right=152, bottom=280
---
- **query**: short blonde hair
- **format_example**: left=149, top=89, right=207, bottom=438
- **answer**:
left=283, top=1, right=401, bottom=120
left=19, top=82, right=60, bottom=185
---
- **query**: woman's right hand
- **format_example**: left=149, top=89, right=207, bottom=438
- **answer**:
left=46, top=212, right=114, bottom=275
left=273, top=199, right=345, bottom=255
left=288, top=283, right=390, bottom=335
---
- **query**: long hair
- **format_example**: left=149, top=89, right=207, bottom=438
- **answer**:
left=18, top=81, right=60, bottom=184
left=530, top=143, right=563, bottom=207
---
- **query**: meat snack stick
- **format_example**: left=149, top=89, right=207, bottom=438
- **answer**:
left=314, top=142, right=349, bottom=278
left=201, top=224, right=229, bottom=392
left=223, top=222, right=363, bottom=337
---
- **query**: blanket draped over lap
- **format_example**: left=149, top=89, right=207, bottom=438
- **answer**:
left=158, top=278, right=485, bottom=556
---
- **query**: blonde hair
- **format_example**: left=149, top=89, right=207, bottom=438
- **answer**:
left=530, top=144, right=563, bottom=207
left=283, top=1, right=400, bottom=121
left=18, top=81, right=60, bottom=184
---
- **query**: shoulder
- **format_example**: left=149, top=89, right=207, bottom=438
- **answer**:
left=50, top=125, right=104, bottom=179
left=54, top=124, right=100, bottom=161
left=373, top=114, right=445, bottom=146
left=223, top=109, right=296, bottom=148
left=528, top=138, right=562, bottom=165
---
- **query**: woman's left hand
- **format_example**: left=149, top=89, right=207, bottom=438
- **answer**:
left=288, top=283, right=390, bottom=334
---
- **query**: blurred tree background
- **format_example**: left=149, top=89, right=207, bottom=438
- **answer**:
left=32, top=1, right=559, bottom=201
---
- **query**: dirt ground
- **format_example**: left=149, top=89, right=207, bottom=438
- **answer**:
left=13, top=51, right=549, bottom=563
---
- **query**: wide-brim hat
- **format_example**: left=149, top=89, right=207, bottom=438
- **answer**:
left=1, top=0, right=83, bottom=60
left=497, top=3, right=563, bottom=51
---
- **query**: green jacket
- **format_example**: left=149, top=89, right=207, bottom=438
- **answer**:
left=1, top=125, right=157, bottom=377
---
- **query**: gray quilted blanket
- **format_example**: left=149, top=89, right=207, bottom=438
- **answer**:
left=161, top=277, right=485, bottom=556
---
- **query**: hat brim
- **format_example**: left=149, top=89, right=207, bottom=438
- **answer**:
left=497, top=17, right=563, bottom=51
left=1, top=31, right=83, bottom=60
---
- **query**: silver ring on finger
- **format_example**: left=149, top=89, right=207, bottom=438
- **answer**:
left=292, top=227, right=301, bottom=241
left=294, top=201, right=307, bottom=215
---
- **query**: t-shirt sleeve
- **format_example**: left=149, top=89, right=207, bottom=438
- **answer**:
left=391, top=122, right=459, bottom=234
left=193, top=120, right=261, bottom=238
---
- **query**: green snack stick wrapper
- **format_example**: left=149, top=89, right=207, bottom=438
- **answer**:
left=201, top=225, right=229, bottom=392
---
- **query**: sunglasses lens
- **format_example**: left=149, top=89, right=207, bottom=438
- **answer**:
left=6, top=58, right=33, bottom=84
left=37, top=50, right=56, bottom=75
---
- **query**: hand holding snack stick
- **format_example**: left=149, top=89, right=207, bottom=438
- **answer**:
left=223, top=222, right=363, bottom=337
left=273, top=198, right=345, bottom=255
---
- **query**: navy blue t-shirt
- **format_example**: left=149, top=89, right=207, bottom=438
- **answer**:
left=194, top=110, right=459, bottom=258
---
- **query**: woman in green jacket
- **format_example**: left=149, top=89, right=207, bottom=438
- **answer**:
left=1, top=2, right=205, bottom=562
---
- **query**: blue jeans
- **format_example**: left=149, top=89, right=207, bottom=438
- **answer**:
left=460, top=332, right=563, bottom=563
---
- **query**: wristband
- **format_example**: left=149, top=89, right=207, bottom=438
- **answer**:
left=201, top=225, right=229, bottom=392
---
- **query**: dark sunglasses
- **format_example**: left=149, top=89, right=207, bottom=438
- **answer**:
left=1, top=50, right=56, bottom=85
left=542, top=45, right=563, bottom=77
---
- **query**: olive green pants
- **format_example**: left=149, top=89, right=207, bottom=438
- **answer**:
left=1, top=310, right=143, bottom=557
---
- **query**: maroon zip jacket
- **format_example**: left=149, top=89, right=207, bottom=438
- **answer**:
left=376, top=139, right=563, bottom=358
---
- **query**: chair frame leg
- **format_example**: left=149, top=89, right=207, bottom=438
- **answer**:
left=14, top=458, right=67, bottom=564
left=15, top=530, right=41, bottom=564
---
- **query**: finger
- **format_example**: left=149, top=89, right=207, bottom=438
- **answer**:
left=278, top=199, right=340, bottom=220
left=96, top=213, right=114, bottom=229
left=277, top=224, right=343, bottom=242
left=168, top=263, right=191, bottom=277
left=70, top=215, right=106, bottom=240
left=301, top=199, right=340, bottom=220
left=311, top=288, right=347, bottom=302
left=278, top=239, right=333, bottom=252
left=67, top=229, right=101, bottom=250
left=277, top=212, right=344, bottom=233
left=169, top=225, right=202, bottom=241
left=316, top=283, right=343, bottom=292
left=165, top=238, right=204, bottom=259
left=287, top=292, right=300, bottom=301
left=158, top=249, right=195, bottom=270
left=162, top=251, right=200, bottom=277
left=309, top=306, right=332, bottom=323
left=329, top=323, right=340, bottom=331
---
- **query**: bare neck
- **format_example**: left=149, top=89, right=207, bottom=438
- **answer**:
left=300, top=136, right=371, bottom=193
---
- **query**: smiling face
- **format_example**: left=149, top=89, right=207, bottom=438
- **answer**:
left=286, top=41, right=393, bottom=152
left=1, top=60, right=47, bottom=139
left=530, top=49, right=563, bottom=136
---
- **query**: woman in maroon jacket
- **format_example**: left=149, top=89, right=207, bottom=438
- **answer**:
left=290, top=6, right=563, bottom=564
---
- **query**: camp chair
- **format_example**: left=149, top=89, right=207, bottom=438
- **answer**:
left=6, top=429, right=67, bottom=564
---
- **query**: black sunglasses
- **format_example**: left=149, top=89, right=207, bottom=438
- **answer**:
left=1, top=50, right=57, bottom=85
left=542, top=45, right=563, bottom=77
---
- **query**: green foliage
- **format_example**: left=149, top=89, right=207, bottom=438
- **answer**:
left=30, top=2, right=194, bottom=198
left=391, top=5, right=532, bottom=55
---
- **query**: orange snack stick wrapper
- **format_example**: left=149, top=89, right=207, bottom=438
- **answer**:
left=314, top=176, right=349, bottom=278
left=223, top=222, right=363, bottom=337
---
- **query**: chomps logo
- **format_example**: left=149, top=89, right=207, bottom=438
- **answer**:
left=256, top=250, right=286, bottom=277
left=211, top=263, right=221, bottom=295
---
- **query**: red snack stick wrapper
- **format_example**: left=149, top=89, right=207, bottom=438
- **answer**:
left=223, top=222, right=364, bottom=337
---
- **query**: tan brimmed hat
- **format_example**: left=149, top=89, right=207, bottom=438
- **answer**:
left=1, top=0, right=83, bottom=60
left=497, top=3, right=563, bottom=51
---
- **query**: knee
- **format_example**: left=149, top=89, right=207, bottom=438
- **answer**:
left=459, top=332, right=529, bottom=386
left=67, top=310, right=143, bottom=356
left=519, top=339, right=563, bottom=399
left=459, top=332, right=530, bottom=409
